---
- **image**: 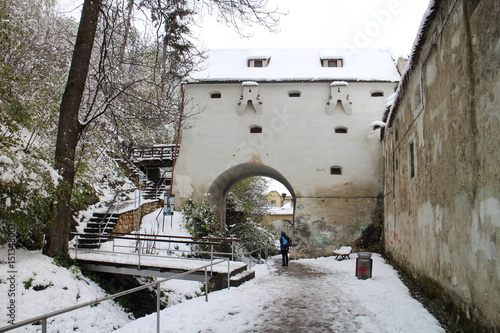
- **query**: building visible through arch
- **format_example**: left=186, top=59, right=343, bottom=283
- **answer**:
left=173, top=48, right=400, bottom=257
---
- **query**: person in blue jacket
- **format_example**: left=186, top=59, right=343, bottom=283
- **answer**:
left=279, top=232, right=292, bottom=266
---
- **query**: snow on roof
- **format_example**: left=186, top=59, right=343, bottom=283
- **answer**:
left=268, top=203, right=293, bottom=215
left=187, top=48, right=400, bottom=83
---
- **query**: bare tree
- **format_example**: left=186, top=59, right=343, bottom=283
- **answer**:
left=44, top=0, right=281, bottom=259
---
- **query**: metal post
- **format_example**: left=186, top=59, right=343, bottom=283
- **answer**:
left=138, top=244, right=141, bottom=270
left=227, top=259, right=231, bottom=290
left=156, top=283, right=161, bottom=333
left=204, top=267, right=209, bottom=302
left=75, top=235, right=78, bottom=259
left=210, top=245, right=214, bottom=276
left=42, top=318, right=47, bottom=333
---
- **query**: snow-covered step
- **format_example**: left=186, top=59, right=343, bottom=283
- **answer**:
left=230, top=270, right=255, bottom=287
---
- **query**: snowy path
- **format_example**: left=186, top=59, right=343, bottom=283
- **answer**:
left=245, top=261, right=376, bottom=332
left=116, top=255, right=444, bottom=333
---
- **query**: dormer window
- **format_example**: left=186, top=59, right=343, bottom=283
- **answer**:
left=248, top=56, right=270, bottom=68
left=321, top=58, right=343, bottom=68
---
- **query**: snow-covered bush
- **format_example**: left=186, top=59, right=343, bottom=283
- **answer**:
left=181, top=177, right=277, bottom=257
left=0, top=148, right=59, bottom=249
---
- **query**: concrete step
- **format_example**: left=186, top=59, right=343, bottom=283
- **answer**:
left=230, top=270, right=255, bottom=287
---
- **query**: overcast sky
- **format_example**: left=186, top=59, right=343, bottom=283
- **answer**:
left=58, top=0, right=430, bottom=56
left=193, top=0, right=431, bottom=56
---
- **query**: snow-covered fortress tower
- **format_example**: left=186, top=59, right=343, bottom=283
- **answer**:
left=173, top=48, right=400, bottom=257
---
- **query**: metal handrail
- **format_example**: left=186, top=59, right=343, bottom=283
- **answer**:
left=95, top=187, right=138, bottom=246
left=0, top=259, right=228, bottom=333
left=232, top=246, right=269, bottom=269
left=72, top=233, right=242, bottom=272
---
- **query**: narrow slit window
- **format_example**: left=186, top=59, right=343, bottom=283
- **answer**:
left=409, top=142, right=415, bottom=178
left=288, top=91, right=301, bottom=97
left=335, top=127, right=348, bottom=134
left=330, top=166, right=342, bottom=175
left=210, top=92, right=221, bottom=99
left=250, top=126, right=262, bottom=133
left=371, top=91, right=384, bottom=97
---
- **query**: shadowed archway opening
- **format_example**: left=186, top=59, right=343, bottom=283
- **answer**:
left=207, top=163, right=295, bottom=231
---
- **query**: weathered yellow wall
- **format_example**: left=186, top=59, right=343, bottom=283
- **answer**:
left=114, top=201, right=163, bottom=234
left=382, top=0, right=500, bottom=330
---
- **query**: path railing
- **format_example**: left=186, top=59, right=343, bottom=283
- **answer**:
left=73, top=233, right=239, bottom=277
left=73, top=233, right=241, bottom=264
left=0, top=259, right=228, bottom=333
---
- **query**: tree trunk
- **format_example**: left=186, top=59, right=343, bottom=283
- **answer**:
left=44, top=0, right=102, bottom=258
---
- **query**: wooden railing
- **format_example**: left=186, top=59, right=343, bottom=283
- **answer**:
left=130, top=144, right=178, bottom=161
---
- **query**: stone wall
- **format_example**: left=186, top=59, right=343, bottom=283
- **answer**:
left=382, top=0, right=499, bottom=331
left=114, top=201, right=163, bottom=234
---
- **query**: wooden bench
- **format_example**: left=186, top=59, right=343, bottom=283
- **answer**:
left=334, top=246, right=352, bottom=261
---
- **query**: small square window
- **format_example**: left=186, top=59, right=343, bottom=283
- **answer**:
left=330, top=167, right=342, bottom=175
left=254, top=60, right=263, bottom=67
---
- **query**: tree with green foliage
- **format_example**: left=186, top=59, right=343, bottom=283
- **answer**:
left=182, top=177, right=277, bottom=257
left=226, top=177, right=276, bottom=255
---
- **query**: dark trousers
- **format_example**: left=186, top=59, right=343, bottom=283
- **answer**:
left=281, top=249, right=289, bottom=266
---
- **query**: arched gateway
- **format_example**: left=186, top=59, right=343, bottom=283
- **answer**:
left=207, top=163, right=295, bottom=231
left=173, top=48, right=400, bottom=257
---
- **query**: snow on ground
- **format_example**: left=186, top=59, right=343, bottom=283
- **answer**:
left=1, top=210, right=444, bottom=332
left=116, top=254, right=445, bottom=333
left=0, top=248, right=132, bottom=332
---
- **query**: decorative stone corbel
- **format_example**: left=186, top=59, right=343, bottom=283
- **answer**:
left=326, top=81, right=352, bottom=115
left=238, top=81, right=262, bottom=115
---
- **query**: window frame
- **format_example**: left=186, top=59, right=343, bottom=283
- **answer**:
left=322, top=58, right=343, bottom=68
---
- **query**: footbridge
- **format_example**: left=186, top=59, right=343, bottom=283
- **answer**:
left=70, top=233, right=260, bottom=287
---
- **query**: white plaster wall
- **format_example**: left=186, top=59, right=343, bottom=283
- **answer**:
left=175, top=81, right=394, bottom=198
left=174, top=80, right=396, bottom=256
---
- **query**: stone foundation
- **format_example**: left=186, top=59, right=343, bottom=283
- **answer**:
left=114, top=201, right=163, bottom=234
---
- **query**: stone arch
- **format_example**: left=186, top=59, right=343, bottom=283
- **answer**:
left=207, top=163, right=295, bottom=231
